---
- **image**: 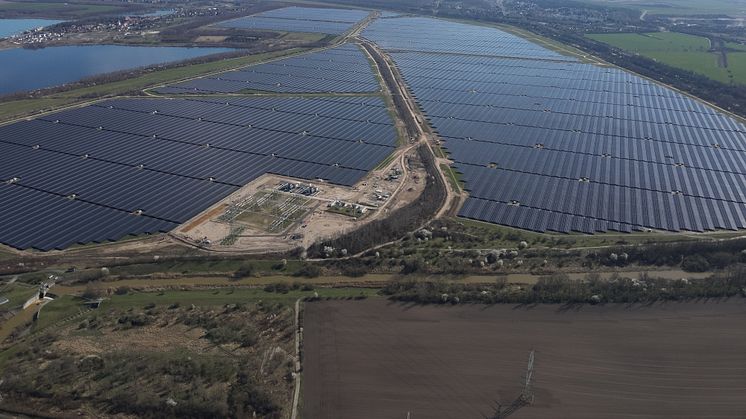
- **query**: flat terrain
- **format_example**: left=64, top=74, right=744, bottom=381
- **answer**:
left=578, top=0, right=746, bottom=16
left=303, top=299, right=746, bottom=418
left=588, top=32, right=746, bottom=84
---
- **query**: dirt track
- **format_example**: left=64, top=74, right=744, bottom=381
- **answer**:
left=302, top=299, right=746, bottom=419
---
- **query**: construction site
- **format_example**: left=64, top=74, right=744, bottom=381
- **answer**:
left=173, top=148, right=425, bottom=253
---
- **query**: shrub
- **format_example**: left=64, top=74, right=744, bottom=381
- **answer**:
left=233, top=264, right=255, bottom=279
left=293, top=264, right=321, bottom=278
left=682, top=255, right=710, bottom=272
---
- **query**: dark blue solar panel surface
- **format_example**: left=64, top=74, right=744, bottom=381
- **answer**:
left=0, top=96, right=396, bottom=250
left=364, top=16, right=572, bottom=60
left=218, top=7, right=369, bottom=35
left=157, top=44, right=379, bottom=94
left=364, top=16, right=746, bottom=234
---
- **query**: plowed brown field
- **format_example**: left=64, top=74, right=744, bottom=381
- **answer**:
left=302, top=299, right=746, bottom=419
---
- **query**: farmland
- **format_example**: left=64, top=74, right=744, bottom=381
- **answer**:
left=574, top=0, right=746, bottom=16
left=587, top=32, right=746, bottom=84
left=303, top=299, right=746, bottom=418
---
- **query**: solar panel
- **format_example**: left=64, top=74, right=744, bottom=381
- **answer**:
left=0, top=96, right=396, bottom=250
left=218, top=7, right=370, bottom=35
left=158, top=44, right=380, bottom=95
left=363, top=17, right=572, bottom=60
left=365, top=16, right=746, bottom=234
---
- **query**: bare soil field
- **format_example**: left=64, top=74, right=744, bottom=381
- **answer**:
left=302, top=299, right=746, bottom=419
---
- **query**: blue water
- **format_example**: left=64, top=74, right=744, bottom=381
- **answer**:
left=0, top=45, right=235, bottom=95
left=0, top=18, right=63, bottom=38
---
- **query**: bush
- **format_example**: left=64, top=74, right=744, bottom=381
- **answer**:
left=117, top=313, right=151, bottom=328
left=341, top=265, right=369, bottom=277
left=263, top=283, right=290, bottom=294
left=293, top=264, right=321, bottom=278
left=400, top=258, right=425, bottom=275
left=233, top=264, right=255, bottom=279
left=204, top=323, right=258, bottom=347
left=81, top=286, right=101, bottom=300
left=682, top=255, right=710, bottom=272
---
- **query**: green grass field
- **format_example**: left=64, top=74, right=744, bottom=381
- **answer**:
left=587, top=32, right=746, bottom=84
left=0, top=283, right=36, bottom=310
left=726, top=42, right=746, bottom=52
left=577, top=0, right=746, bottom=16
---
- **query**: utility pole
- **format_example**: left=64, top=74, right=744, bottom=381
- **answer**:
left=492, top=350, right=535, bottom=419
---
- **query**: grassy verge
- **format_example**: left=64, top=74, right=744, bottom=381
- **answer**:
left=0, top=283, right=36, bottom=310
left=106, top=259, right=304, bottom=277
left=280, top=31, right=328, bottom=42
left=0, top=48, right=305, bottom=122
left=33, top=287, right=379, bottom=332
left=440, top=163, right=462, bottom=193
left=374, top=152, right=398, bottom=170
left=452, top=217, right=705, bottom=249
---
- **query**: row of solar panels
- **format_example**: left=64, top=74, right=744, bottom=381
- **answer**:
left=442, top=137, right=746, bottom=178
left=129, top=95, right=392, bottom=125
left=427, top=111, right=745, bottom=152
left=0, top=97, right=396, bottom=250
left=158, top=44, right=379, bottom=94
left=256, top=6, right=369, bottom=24
left=423, top=99, right=742, bottom=134
left=0, top=183, right=177, bottom=251
left=379, top=11, right=403, bottom=18
left=460, top=180, right=746, bottom=233
left=44, top=100, right=395, bottom=149
left=218, top=17, right=354, bottom=35
left=392, top=57, right=658, bottom=88
left=218, top=7, right=370, bottom=35
left=365, top=16, right=746, bottom=233
left=412, top=84, right=722, bottom=117
left=453, top=153, right=746, bottom=204
left=363, top=17, right=573, bottom=61
left=402, top=72, right=688, bottom=104
left=419, top=95, right=726, bottom=124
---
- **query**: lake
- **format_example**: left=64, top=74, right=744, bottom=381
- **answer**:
left=0, top=18, right=63, bottom=38
left=0, top=45, right=235, bottom=95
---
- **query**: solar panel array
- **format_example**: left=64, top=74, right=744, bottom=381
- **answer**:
left=364, top=17, right=746, bottom=233
left=379, top=11, right=403, bottom=19
left=157, top=44, right=379, bottom=95
left=217, top=6, right=370, bottom=35
left=0, top=96, right=396, bottom=250
left=363, top=16, right=570, bottom=60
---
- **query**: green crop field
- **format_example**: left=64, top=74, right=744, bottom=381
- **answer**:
left=577, top=0, right=746, bottom=16
left=587, top=32, right=746, bottom=85
left=727, top=42, right=746, bottom=52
